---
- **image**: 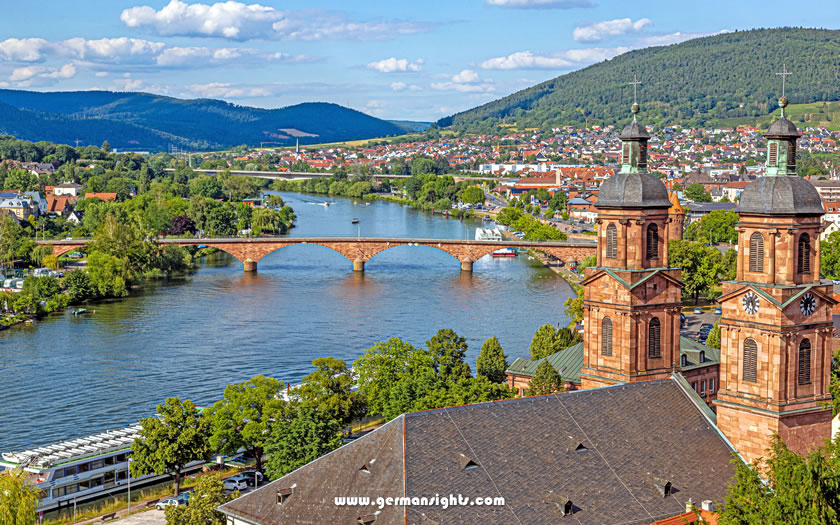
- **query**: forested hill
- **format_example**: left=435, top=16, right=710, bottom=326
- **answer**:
left=0, top=90, right=405, bottom=151
left=438, top=28, right=840, bottom=132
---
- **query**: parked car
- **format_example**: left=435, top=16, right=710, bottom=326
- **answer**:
left=240, top=470, right=264, bottom=487
left=224, top=477, right=249, bottom=491
left=680, top=313, right=686, bottom=327
left=156, top=492, right=190, bottom=510
left=714, top=307, right=722, bottom=315
left=833, top=279, right=840, bottom=285
left=694, top=307, right=703, bottom=314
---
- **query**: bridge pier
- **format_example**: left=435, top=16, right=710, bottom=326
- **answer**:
left=460, top=259, right=474, bottom=273
left=243, top=259, right=257, bottom=272
left=353, top=259, right=366, bottom=272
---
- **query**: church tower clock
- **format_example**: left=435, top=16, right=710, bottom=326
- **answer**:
left=579, top=89, right=684, bottom=390
left=716, top=90, right=836, bottom=464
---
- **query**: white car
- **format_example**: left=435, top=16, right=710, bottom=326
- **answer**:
left=224, top=477, right=248, bottom=491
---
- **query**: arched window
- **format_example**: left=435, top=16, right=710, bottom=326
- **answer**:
left=798, top=233, right=811, bottom=274
left=699, top=351, right=705, bottom=363
left=769, top=143, right=778, bottom=166
left=646, top=224, right=659, bottom=260
left=798, top=339, right=812, bottom=385
left=648, top=318, right=661, bottom=358
left=680, top=354, right=687, bottom=367
left=743, top=339, right=758, bottom=383
left=749, top=232, right=764, bottom=273
left=601, top=317, right=613, bottom=356
left=606, top=224, right=618, bottom=259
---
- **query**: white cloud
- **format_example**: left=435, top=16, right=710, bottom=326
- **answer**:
left=390, top=81, right=421, bottom=91
left=431, top=81, right=495, bottom=93
left=41, top=63, right=76, bottom=79
left=451, top=69, right=480, bottom=83
left=95, top=71, right=109, bottom=77
left=638, top=30, right=729, bottom=47
left=367, top=57, right=423, bottom=73
left=268, top=52, right=319, bottom=64
left=0, top=38, right=50, bottom=62
left=184, top=82, right=271, bottom=98
left=10, top=63, right=76, bottom=82
left=10, top=66, right=47, bottom=82
left=364, top=99, right=386, bottom=116
left=114, top=78, right=146, bottom=91
left=60, top=37, right=166, bottom=62
left=121, top=0, right=433, bottom=41
left=487, top=0, right=595, bottom=8
left=481, top=47, right=629, bottom=70
left=573, top=18, right=652, bottom=42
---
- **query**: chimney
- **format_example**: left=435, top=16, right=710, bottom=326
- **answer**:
left=701, top=500, right=716, bottom=512
left=685, top=498, right=694, bottom=513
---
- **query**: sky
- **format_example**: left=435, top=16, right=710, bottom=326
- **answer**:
left=0, top=0, right=837, bottom=122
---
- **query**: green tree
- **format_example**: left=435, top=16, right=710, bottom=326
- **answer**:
left=564, top=284, right=584, bottom=323
left=0, top=468, right=40, bottom=525
left=264, top=407, right=342, bottom=480
left=476, top=336, right=508, bottom=383
left=164, top=474, right=233, bottom=525
left=411, top=158, right=437, bottom=176
left=821, top=231, right=840, bottom=278
left=189, top=175, right=224, bottom=199
left=685, top=183, right=712, bottom=203
left=130, top=397, right=211, bottom=496
left=460, top=186, right=485, bottom=205
left=353, top=338, right=416, bottom=417
left=529, top=323, right=579, bottom=359
left=86, top=252, right=130, bottom=297
left=294, top=357, right=364, bottom=426
left=706, top=322, right=721, bottom=349
left=669, top=240, right=724, bottom=304
left=64, top=269, right=95, bottom=303
left=206, top=375, right=287, bottom=474
left=527, top=360, right=563, bottom=396
left=719, top=436, right=840, bottom=524
left=427, top=329, right=471, bottom=382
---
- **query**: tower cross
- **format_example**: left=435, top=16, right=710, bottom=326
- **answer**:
left=629, top=74, right=642, bottom=104
left=776, top=64, right=792, bottom=98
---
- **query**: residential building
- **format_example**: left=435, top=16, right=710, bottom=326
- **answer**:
left=53, top=183, right=83, bottom=197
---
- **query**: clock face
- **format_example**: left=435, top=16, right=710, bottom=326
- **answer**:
left=742, top=292, right=760, bottom=315
left=800, top=293, right=816, bottom=317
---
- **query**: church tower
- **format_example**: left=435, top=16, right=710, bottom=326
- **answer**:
left=716, top=90, right=835, bottom=464
left=580, top=92, right=684, bottom=389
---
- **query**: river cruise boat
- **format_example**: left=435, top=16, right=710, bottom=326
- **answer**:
left=491, top=248, right=517, bottom=258
left=0, top=424, right=205, bottom=512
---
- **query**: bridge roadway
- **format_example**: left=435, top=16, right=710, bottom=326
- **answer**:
left=40, top=237, right=596, bottom=273
left=162, top=168, right=507, bottom=183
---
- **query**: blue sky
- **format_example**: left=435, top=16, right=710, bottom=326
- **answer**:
left=0, top=0, right=837, bottom=121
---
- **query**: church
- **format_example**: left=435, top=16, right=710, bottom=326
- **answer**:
left=217, top=91, right=834, bottom=524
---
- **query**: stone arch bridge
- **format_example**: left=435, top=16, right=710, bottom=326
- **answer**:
left=39, top=237, right=596, bottom=273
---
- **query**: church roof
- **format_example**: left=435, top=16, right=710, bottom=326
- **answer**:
left=764, top=116, right=800, bottom=139
left=619, top=119, right=650, bottom=140
left=218, top=378, right=736, bottom=525
left=596, top=172, right=672, bottom=209
left=669, top=192, right=684, bottom=213
left=735, top=176, right=824, bottom=216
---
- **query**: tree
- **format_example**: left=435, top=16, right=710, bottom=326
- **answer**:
left=206, top=376, right=287, bottom=474
left=426, top=329, right=471, bottom=382
left=353, top=338, right=416, bottom=417
left=719, top=436, right=840, bottom=524
left=64, top=269, right=95, bottom=303
left=821, top=231, right=840, bottom=278
left=101, top=140, right=111, bottom=153
left=527, top=361, right=563, bottom=396
left=529, top=323, right=579, bottom=359
left=0, top=468, right=40, bottom=525
left=86, top=252, right=130, bottom=297
left=706, top=322, right=721, bottom=349
left=476, top=336, right=508, bottom=383
left=294, top=357, right=365, bottom=426
left=264, top=407, right=342, bottom=480
left=189, top=175, right=224, bottom=199
left=564, top=284, right=584, bottom=323
left=411, top=158, right=437, bottom=176
left=130, top=397, right=211, bottom=496
left=460, top=186, right=485, bottom=205
left=166, top=215, right=196, bottom=236
left=164, top=474, right=233, bottom=525
left=685, top=183, right=712, bottom=203
left=669, top=240, right=724, bottom=304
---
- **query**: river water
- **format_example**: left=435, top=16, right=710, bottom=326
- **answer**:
left=0, top=193, right=573, bottom=452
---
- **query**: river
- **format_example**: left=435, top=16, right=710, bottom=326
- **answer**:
left=0, top=193, right=573, bottom=452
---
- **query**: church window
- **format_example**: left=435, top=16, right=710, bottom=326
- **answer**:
left=743, top=339, right=758, bottom=383
left=749, top=233, right=764, bottom=273
left=606, top=224, right=618, bottom=259
left=648, top=318, right=661, bottom=358
left=769, top=143, right=778, bottom=166
left=646, top=224, right=659, bottom=260
left=639, top=143, right=648, bottom=167
left=787, top=141, right=797, bottom=167
left=601, top=317, right=613, bottom=356
left=798, top=233, right=811, bottom=274
left=798, top=339, right=812, bottom=385
left=622, top=143, right=631, bottom=164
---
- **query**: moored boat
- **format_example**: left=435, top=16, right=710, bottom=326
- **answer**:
left=491, top=248, right=517, bottom=258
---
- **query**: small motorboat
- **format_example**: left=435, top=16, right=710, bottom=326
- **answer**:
left=351, top=218, right=360, bottom=225
left=73, top=308, right=87, bottom=316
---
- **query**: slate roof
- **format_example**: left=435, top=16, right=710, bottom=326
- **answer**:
left=596, top=172, right=672, bottom=209
left=764, top=116, right=800, bottom=139
left=218, top=377, right=737, bottom=525
left=736, top=176, right=824, bottom=216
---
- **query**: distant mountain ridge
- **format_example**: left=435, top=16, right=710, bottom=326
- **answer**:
left=0, top=89, right=406, bottom=151
left=438, top=28, right=840, bottom=132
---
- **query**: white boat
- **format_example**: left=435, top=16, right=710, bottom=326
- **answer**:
left=1, top=424, right=206, bottom=512
left=475, top=228, right=502, bottom=241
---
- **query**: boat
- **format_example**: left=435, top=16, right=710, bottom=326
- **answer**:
left=491, top=248, right=517, bottom=258
left=72, top=309, right=87, bottom=316
left=475, top=228, right=502, bottom=241
left=351, top=218, right=360, bottom=225
left=1, top=424, right=207, bottom=513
